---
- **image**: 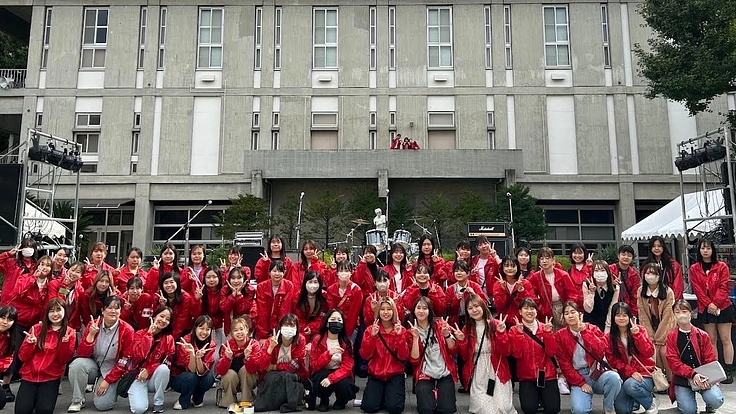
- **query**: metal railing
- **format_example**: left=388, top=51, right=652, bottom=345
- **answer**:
left=0, top=69, right=27, bottom=89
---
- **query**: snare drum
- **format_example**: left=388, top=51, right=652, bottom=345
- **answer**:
left=392, top=230, right=412, bottom=250
left=366, top=229, right=386, bottom=248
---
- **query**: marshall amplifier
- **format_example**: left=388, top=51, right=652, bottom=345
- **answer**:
left=466, top=222, right=510, bottom=257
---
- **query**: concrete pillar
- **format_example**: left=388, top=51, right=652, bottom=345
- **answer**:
left=377, top=169, right=388, bottom=197
left=250, top=170, right=263, bottom=198
left=617, top=182, right=636, bottom=241
left=132, top=183, right=152, bottom=251
left=504, top=169, right=517, bottom=186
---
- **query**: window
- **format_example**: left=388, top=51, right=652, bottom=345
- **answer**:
left=197, top=7, right=224, bottom=69
left=427, top=7, right=453, bottom=68
left=153, top=206, right=226, bottom=245
left=41, top=8, right=52, bottom=69
left=389, top=111, right=396, bottom=127
left=543, top=6, right=570, bottom=67
left=252, top=112, right=260, bottom=128
left=80, top=164, right=98, bottom=173
left=503, top=5, right=512, bottom=69
left=131, top=131, right=140, bottom=155
left=271, top=131, right=279, bottom=150
left=272, top=112, right=280, bottom=128
left=388, top=7, right=396, bottom=69
left=313, top=8, right=338, bottom=68
left=254, top=7, right=262, bottom=70
left=81, top=8, right=108, bottom=68
left=311, top=113, right=338, bottom=128
left=369, top=111, right=376, bottom=127
left=133, top=112, right=141, bottom=128
left=76, top=114, right=101, bottom=127
left=75, top=132, right=99, bottom=154
left=487, top=111, right=495, bottom=127
left=251, top=131, right=259, bottom=150
left=428, top=112, right=455, bottom=128
left=274, top=7, right=282, bottom=70
left=369, top=7, right=376, bottom=70
left=369, top=131, right=377, bottom=149
left=601, top=4, right=611, bottom=68
left=131, top=162, right=138, bottom=174
left=488, top=130, right=496, bottom=149
left=137, top=7, right=147, bottom=69
left=157, top=7, right=167, bottom=69
left=484, top=6, right=492, bottom=69
left=35, top=113, right=43, bottom=128
left=530, top=207, right=616, bottom=255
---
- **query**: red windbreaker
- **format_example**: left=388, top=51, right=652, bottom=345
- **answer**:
left=353, top=261, right=378, bottom=296
left=77, top=319, right=136, bottom=383
left=221, top=286, right=256, bottom=334
left=294, top=300, right=326, bottom=339
left=113, top=267, right=147, bottom=293
left=254, top=256, right=292, bottom=284
left=569, top=264, right=592, bottom=309
left=164, top=291, right=199, bottom=338
left=132, top=329, right=175, bottom=375
left=78, top=290, right=111, bottom=325
left=291, top=258, right=327, bottom=289
left=407, top=319, right=458, bottom=384
left=120, top=292, right=158, bottom=331
left=492, top=278, right=535, bottom=325
left=171, top=333, right=216, bottom=377
left=509, top=323, right=558, bottom=381
left=555, top=323, right=607, bottom=387
left=215, top=337, right=263, bottom=376
left=609, top=263, right=641, bottom=317
left=383, top=264, right=414, bottom=293
left=665, top=326, right=716, bottom=401
left=143, top=263, right=178, bottom=295
left=310, top=335, right=354, bottom=384
left=445, top=281, right=487, bottom=325
left=400, top=283, right=446, bottom=319
left=527, top=268, right=579, bottom=321
left=11, top=274, right=53, bottom=327
left=411, top=256, right=447, bottom=287
left=48, top=277, right=85, bottom=330
left=359, top=325, right=410, bottom=381
left=180, top=266, right=208, bottom=297
left=0, top=330, right=13, bottom=372
left=362, top=290, right=404, bottom=326
left=605, top=327, right=655, bottom=380
left=18, top=323, right=76, bottom=382
left=254, top=280, right=296, bottom=339
left=0, top=251, right=35, bottom=306
left=458, top=320, right=512, bottom=386
left=258, top=334, right=309, bottom=380
left=471, top=255, right=500, bottom=298
left=199, top=286, right=226, bottom=330
left=325, top=282, right=363, bottom=335
left=81, top=262, right=114, bottom=291
left=689, top=261, right=731, bottom=313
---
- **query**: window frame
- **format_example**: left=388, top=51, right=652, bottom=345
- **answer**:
left=41, top=7, right=52, bottom=70
left=388, top=6, right=396, bottom=70
left=74, top=132, right=100, bottom=154
left=369, top=131, right=377, bottom=150
left=131, top=131, right=140, bottom=155
left=157, top=7, right=167, bottom=69
left=80, top=7, right=109, bottom=69
left=271, top=131, right=280, bottom=150
left=542, top=5, right=571, bottom=68
left=369, top=6, right=377, bottom=70
left=254, top=7, right=262, bottom=70
left=503, top=5, right=512, bottom=69
left=313, top=8, right=339, bottom=69
left=427, top=111, right=455, bottom=129
left=197, top=7, right=224, bottom=69
left=484, top=5, right=492, bottom=69
left=137, top=7, right=148, bottom=69
left=274, top=7, right=282, bottom=70
left=251, top=131, right=259, bottom=150
left=426, top=6, right=453, bottom=69
left=601, top=4, right=611, bottom=68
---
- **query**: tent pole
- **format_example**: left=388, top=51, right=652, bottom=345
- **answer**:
left=725, top=123, right=736, bottom=246
left=678, top=154, right=689, bottom=273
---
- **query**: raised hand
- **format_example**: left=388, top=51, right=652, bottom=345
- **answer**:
left=630, top=317, right=640, bottom=335
left=152, top=257, right=160, bottom=270
left=223, top=341, right=233, bottom=359
left=370, top=320, right=380, bottom=337
left=157, top=291, right=167, bottom=306
left=148, top=317, right=157, bottom=334
left=489, top=243, right=497, bottom=258
left=84, top=258, right=95, bottom=271
left=62, top=330, right=72, bottom=343
left=586, top=253, right=594, bottom=266
left=586, top=277, right=596, bottom=292
left=496, top=314, right=508, bottom=333
left=9, top=245, right=19, bottom=256
left=23, top=329, right=37, bottom=344
left=260, top=252, right=269, bottom=262
left=90, top=316, right=102, bottom=334
left=194, top=286, right=203, bottom=301
left=394, top=322, right=402, bottom=335
left=495, top=275, right=506, bottom=288
left=268, top=329, right=279, bottom=350
left=408, top=320, right=420, bottom=339
left=195, top=346, right=211, bottom=359
left=177, top=338, right=195, bottom=354
left=451, top=323, right=465, bottom=341
left=513, top=316, right=524, bottom=333
left=440, top=317, right=451, bottom=338
left=432, top=249, right=442, bottom=262
left=543, top=316, right=553, bottom=333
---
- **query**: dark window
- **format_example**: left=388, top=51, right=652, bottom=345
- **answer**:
left=190, top=209, right=221, bottom=224
left=154, top=210, right=188, bottom=225
left=580, top=210, right=614, bottom=224
left=121, top=211, right=134, bottom=226
left=153, top=227, right=184, bottom=241
left=545, top=209, right=577, bottom=224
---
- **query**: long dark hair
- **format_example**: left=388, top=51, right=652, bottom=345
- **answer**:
left=363, top=245, right=379, bottom=280
left=38, top=298, right=69, bottom=350
left=695, top=239, right=719, bottom=264
left=318, top=309, right=352, bottom=353
left=389, top=243, right=408, bottom=268
left=569, top=243, right=588, bottom=265
left=296, top=270, right=327, bottom=321
left=187, top=244, right=207, bottom=268
left=609, top=302, right=639, bottom=359
left=201, top=267, right=223, bottom=315
left=87, top=270, right=113, bottom=317
left=159, top=243, right=181, bottom=274
left=0, top=306, right=17, bottom=356
left=159, top=271, right=183, bottom=306
left=418, top=235, right=437, bottom=275
left=224, top=266, right=247, bottom=296
left=640, top=263, right=667, bottom=300
left=299, top=240, right=318, bottom=271
left=643, top=236, right=674, bottom=282
left=277, top=313, right=301, bottom=346
left=411, top=296, right=436, bottom=345
left=266, top=235, right=286, bottom=258
left=500, top=255, right=521, bottom=281
left=15, top=237, right=38, bottom=273
left=151, top=306, right=174, bottom=338
left=464, top=294, right=495, bottom=341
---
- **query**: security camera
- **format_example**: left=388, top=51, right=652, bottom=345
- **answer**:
left=506, top=192, right=511, bottom=197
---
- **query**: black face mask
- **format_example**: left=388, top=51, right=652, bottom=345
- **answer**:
left=327, top=321, right=343, bottom=334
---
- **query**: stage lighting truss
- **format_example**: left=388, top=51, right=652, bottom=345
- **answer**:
left=27, top=133, right=84, bottom=172
left=675, top=138, right=727, bottom=172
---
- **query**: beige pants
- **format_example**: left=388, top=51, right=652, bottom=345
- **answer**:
left=219, top=367, right=258, bottom=407
left=552, top=300, right=565, bottom=331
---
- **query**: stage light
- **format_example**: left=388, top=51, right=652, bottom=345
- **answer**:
left=675, top=140, right=727, bottom=172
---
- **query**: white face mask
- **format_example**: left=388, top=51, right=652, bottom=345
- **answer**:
left=376, top=282, right=389, bottom=291
left=21, top=248, right=34, bottom=257
left=593, top=271, right=608, bottom=282
left=644, top=274, right=660, bottom=285
left=337, top=272, right=351, bottom=282
left=280, top=326, right=297, bottom=339
left=306, top=282, right=320, bottom=294
left=675, top=314, right=691, bottom=324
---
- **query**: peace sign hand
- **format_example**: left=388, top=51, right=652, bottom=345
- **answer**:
left=113, top=262, right=122, bottom=276
left=408, top=320, right=420, bottom=339
left=260, top=252, right=269, bottom=262
left=585, top=253, right=594, bottom=266
left=84, top=258, right=95, bottom=271
left=630, top=317, right=640, bottom=335
left=9, top=245, right=19, bottom=256
left=177, top=339, right=195, bottom=354
left=586, top=277, right=596, bottom=292
left=496, top=275, right=506, bottom=287
left=543, top=316, right=553, bottom=333
left=156, top=291, right=167, bottom=306
left=496, top=314, right=508, bottom=333
left=394, top=322, right=403, bottom=335
left=23, top=329, right=37, bottom=344
left=440, top=317, right=451, bottom=338
left=195, top=346, right=211, bottom=359
left=90, top=316, right=102, bottom=334
left=451, top=323, right=465, bottom=341
left=268, top=329, right=279, bottom=351
left=152, top=257, right=160, bottom=270
left=223, top=341, right=234, bottom=359
left=62, top=330, right=72, bottom=343
left=194, top=286, right=203, bottom=300
left=489, top=243, right=497, bottom=258
left=514, top=316, right=524, bottom=333
left=370, top=320, right=380, bottom=337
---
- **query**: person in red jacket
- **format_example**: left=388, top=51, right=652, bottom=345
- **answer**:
left=219, top=245, right=252, bottom=283
left=9, top=254, right=54, bottom=384
left=221, top=267, right=256, bottom=335
left=199, top=268, right=226, bottom=352
left=359, top=297, right=409, bottom=414
left=0, top=305, right=17, bottom=406
left=471, top=236, right=502, bottom=299
left=445, top=260, right=488, bottom=327
left=324, top=261, right=363, bottom=337
left=324, top=246, right=350, bottom=288
left=79, top=270, right=115, bottom=326
left=555, top=302, right=621, bottom=414
left=16, top=298, right=76, bottom=414
left=390, top=134, right=402, bottom=149
left=605, top=302, right=658, bottom=414
left=254, top=235, right=293, bottom=284
left=353, top=246, right=381, bottom=296
left=493, top=256, right=535, bottom=327
left=444, top=240, right=473, bottom=289
left=383, top=243, right=413, bottom=293
left=568, top=243, right=594, bottom=310
left=309, top=309, right=359, bottom=412
left=0, top=239, right=38, bottom=307
left=516, top=247, right=534, bottom=278
left=180, top=244, right=208, bottom=297
left=291, top=240, right=327, bottom=289
left=255, top=314, right=308, bottom=412
left=689, top=239, right=735, bottom=379
left=113, top=247, right=148, bottom=293
left=216, top=316, right=263, bottom=407
left=294, top=271, right=327, bottom=341
left=528, top=247, right=579, bottom=330
left=171, top=315, right=217, bottom=410
left=50, top=247, right=68, bottom=280
left=407, top=296, right=459, bottom=414
left=401, top=263, right=445, bottom=320
left=68, top=296, right=136, bottom=412
left=48, top=261, right=85, bottom=333
left=128, top=306, right=176, bottom=414
left=412, top=235, right=447, bottom=287
left=364, top=270, right=404, bottom=326
left=666, top=300, right=724, bottom=414
left=158, top=271, right=199, bottom=339
left=641, top=236, right=684, bottom=300
left=255, top=260, right=296, bottom=339
left=509, top=299, right=560, bottom=414
left=120, top=276, right=158, bottom=331
left=609, top=245, right=640, bottom=317
left=143, top=243, right=182, bottom=295
left=81, top=242, right=114, bottom=291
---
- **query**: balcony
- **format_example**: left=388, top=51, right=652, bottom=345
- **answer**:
left=243, top=149, right=524, bottom=180
left=0, top=69, right=26, bottom=89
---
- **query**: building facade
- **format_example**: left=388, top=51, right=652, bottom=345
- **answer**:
left=0, top=1, right=730, bottom=263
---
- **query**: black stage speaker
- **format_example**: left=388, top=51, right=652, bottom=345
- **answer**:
left=239, top=245, right=265, bottom=277
left=466, top=222, right=510, bottom=257
left=0, top=164, right=22, bottom=246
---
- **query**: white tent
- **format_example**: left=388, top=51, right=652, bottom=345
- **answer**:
left=621, top=189, right=725, bottom=241
left=22, top=202, right=67, bottom=239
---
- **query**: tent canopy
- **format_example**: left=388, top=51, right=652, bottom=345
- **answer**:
left=621, top=190, right=725, bottom=241
left=22, top=202, right=67, bottom=239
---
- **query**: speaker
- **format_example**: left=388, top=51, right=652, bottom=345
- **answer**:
left=0, top=164, right=22, bottom=246
left=466, top=222, right=510, bottom=257
left=239, top=245, right=265, bottom=277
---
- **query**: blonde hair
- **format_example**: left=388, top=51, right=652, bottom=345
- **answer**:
left=373, top=296, right=399, bottom=325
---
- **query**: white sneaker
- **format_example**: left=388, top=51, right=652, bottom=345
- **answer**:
left=173, top=401, right=183, bottom=410
left=85, top=384, right=94, bottom=393
left=645, top=399, right=659, bottom=414
left=68, top=399, right=85, bottom=413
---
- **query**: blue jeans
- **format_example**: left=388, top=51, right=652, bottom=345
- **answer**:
left=128, top=365, right=170, bottom=414
left=170, top=371, right=216, bottom=408
left=614, top=377, right=654, bottom=413
left=674, top=384, right=724, bottom=414
left=569, top=368, right=622, bottom=414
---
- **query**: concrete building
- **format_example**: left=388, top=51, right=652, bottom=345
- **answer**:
left=0, top=1, right=730, bottom=263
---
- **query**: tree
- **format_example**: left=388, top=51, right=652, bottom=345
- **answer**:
left=418, top=192, right=456, bottom=252
left=304, top=191, right=346, bottom=252
left=214, top=194, right=271, bottom=239
left=53, top=200, right=92, bottom=259
left=272, top=195, right=299, bottom=250
left=454, top=189, right=492, bottom=227
left=634, top=0, right=736, bottom=116
left=345, top=184, right=384, bottom=244
left=490, top=184, right=547, bottom=246
left=0, top=31, right=28, bottom=69
left=388, top=196, right=415, bottom=233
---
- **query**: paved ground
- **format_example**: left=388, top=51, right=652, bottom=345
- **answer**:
left=11, top=375, right=735, bottom=414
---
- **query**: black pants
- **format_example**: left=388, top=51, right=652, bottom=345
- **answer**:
left=518, top=379, right=561, bottom=414
left=14, top=379, right=61, bottom=414
left=311, top=369, right=357, bottom=404
left=415, top=376, right=456, bottom=414
left=9, top=324, right=28, bottom=377
left=353, top=320, right=367, bottom=375
left=455, top=318, right=467, bottom=388
left=361, top=374, right=405, bottom=414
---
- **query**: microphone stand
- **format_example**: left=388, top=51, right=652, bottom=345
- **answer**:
left=296, top=193, right=305, bottom=250
left=166, top=200, right=212, bottom=252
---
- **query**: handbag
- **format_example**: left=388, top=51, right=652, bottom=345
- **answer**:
left=689, top=361, right=727, bottom=391
left=631, top=353, right=669, bottom=392
left=573, top=334, right=612, bottom=381
left=117, top=339, right=159, bottom=398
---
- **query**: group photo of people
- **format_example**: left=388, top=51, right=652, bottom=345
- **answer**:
left=0, top=232, right=731, bottom=414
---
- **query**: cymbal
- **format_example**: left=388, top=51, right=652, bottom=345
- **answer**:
left=351, top=219, right=371, bottom=225
left=410, top=216, right=425, bottom=221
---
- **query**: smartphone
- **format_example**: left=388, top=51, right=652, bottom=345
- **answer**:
left=537, top=369, right=546, bottom=388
